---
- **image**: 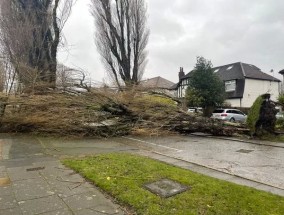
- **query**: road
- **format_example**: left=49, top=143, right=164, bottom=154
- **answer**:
left=118, top=135, right=284, bottom=190
left=1, top=133, right=284, bottom=194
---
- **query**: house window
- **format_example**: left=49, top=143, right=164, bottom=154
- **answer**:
left=225, top=80, right=236, bottom=92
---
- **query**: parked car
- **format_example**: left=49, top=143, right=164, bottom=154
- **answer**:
left=187, top=107, right=203, bottom=114
left=211, top=109, right=247, bottom=123
left=276, top=112, right=284, bottom=119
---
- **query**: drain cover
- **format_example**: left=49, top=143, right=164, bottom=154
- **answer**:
left=144, top=179, right=189, bottom=198
left=236, top=149, right=254, bottom=154
left=26, top=167, right=45, bottom=172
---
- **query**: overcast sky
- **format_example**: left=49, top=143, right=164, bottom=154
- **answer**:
left=58, top=0, right=284, bottom=84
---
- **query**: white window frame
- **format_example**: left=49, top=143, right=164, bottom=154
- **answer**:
left=225, top=80, right=236, bottom=92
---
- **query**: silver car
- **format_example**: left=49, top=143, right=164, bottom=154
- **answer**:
left=211, top=109, right=247, bottom=123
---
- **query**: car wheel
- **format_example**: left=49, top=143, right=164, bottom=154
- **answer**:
left=229, top=118, right=235, bottom=122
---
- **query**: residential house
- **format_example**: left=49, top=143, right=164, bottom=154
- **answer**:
left=171, top=62, right=281, bottom=108
left=139, top=76, right=175, bottom=96
left=279, top=69, right=284, bottom=93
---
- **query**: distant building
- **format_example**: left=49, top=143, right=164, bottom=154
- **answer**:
left=279, top=69, right=284, bottom=93
left=139, top=76, right=175, bottom=96
left=171, top=62, right=281, bottom=108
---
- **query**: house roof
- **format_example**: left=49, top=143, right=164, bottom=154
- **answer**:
left=181, top=62, right=280, bottom=82
left=139, top=76, right=175, bottom=89
left=169, top=83, right=179, bottom=90
left=174, top=62, right=280, bottom=99
left=214, top=62, right=280, bottom=82
left=279, top=69, right=284, bottom=75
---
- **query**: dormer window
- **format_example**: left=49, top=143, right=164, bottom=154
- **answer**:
left=226, top=66, right=234, bottom=70
left=225, top=80, right=236, bottom=92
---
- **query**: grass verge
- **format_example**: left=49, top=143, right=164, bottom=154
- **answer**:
left=63, top=153, right=284, bottom=215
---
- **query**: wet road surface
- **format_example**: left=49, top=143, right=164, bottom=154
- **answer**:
left=119, top=135, right=284, bottom=190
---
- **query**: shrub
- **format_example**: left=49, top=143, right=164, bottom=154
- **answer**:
left=278, top=94, right=284, bottom=105
left=247, top=95, right=265, bottom=134
left=276, top=118, right=284, bottom=129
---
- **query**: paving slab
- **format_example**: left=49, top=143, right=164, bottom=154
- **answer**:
left=13, top=177, right=54, bottom=201
left=75, top=207, right=124, bottom=215
left=0, top=195, right=18, bottom=210
left=7, top=166, right=40, bottom=181
left=0, top=206, right=22, bottom=215
left=0, top=166, right=5, bottom=173
left=41, top=208, right=73, bottom=215
left=63, top=191, right=111, bottom=211
left=0, top=186, right=13, bottom=197
left=19, top=195, right=66, bottom=215
left=0, top=159, right=35, bottom=168
left=50, top=180, right=96, bottom=198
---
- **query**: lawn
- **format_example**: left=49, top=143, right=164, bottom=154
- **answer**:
left=63, top=153, right=284, bottom=215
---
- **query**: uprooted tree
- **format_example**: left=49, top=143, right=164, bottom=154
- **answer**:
left=247, top=94, right=278, bottom=136
left=91, top=0, right=150, bottom=89
left=0, top=0, right=75, bottom=91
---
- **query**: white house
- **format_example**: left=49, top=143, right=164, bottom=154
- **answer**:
left=170, top=62, right=281, bottom=108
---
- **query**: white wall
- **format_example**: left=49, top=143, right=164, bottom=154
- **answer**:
left=225, top=98, right=242, bottom=107
left=241, top=79, right=280, bottom=108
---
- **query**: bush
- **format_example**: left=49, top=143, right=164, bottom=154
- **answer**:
left=247, top=96, right=265, bottom=134
left=276, top=118, right=284, bottom=129
left=278, top=94, right=284, bottom=105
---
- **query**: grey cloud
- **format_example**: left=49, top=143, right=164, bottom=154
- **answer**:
left=59, top=0, right=284, bottom=83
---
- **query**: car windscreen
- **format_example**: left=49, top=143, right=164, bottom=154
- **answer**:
left=213, top=110, right=224, bottom=113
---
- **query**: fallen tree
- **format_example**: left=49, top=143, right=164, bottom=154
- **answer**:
left=0, top=91, right=242, bottom=137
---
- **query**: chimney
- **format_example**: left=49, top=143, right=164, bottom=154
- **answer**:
left=179, top=67, right=185, bottom=80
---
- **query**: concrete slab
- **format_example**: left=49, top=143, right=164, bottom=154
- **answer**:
left=0, top=186, right=13, bottom=197
left=0, top=195, right=18, bottom=210
left=7, top=166, right=40, bottom=181
left=144, top=179, right=188, bottom=198
left=40, top=208, right=73, bottom=215
left=89, top=202, right=124, bottom=215
left=0, top=159, right=35, bottom=168
left=50, top=180, right=96, bottom=198
left=19, top=195, right=66, bottom=215
left=75, top=208, right=124, bottom=215
left=0, top=206, right=22, bottom=215
left=63, top=192, right=110, bottom=211
left=13, top=178, right=54, bottom=201
left=75, top=209, right=109, bottom=215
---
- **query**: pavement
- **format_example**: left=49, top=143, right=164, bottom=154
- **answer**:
left=0, top=135, right=126, bottom=215
left=0, top=133, right=284, bottom=214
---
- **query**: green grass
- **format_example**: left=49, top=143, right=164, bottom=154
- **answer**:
left=63, top=153, right=284, bottom=215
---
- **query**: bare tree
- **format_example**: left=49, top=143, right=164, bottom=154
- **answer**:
left=57, top=64, right=93, bottom=92
left=91, top=0, right=149, bottom=89
left=0, top=0, right=75, bottom=91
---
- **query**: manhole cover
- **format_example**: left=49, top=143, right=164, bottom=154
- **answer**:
left=26, top=167, right=45, bottom=172
left=144, top=179, right=189, bottom=198
left=236, top=149, right=254, bottom=154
